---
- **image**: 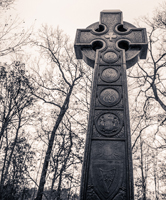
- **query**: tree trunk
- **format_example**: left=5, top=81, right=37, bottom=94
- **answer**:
left=35, top=85, right=73, bottom=200
left=153, top=150, right=159, bottom=200
left=140, top=134, right=146, bottom=200
left=50, top=163, right=58, bottom=200
left=0, top=116, right=21, bottom=197
left=57, top=130, right=72, bottom=200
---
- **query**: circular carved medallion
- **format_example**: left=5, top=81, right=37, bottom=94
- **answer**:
left=101, top=68, right=119, bottom=83
left=102, top=51, right=119, bottom=63
left=96, top=113, right=121, bottom=136
left=99, top=88, right=120, bottom=106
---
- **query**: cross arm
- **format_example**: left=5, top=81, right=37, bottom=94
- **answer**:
left=123, top=27, right=148, bottom=59
left=74, top=29, right=94, bottom=59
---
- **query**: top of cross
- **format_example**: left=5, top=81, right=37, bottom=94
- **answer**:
left=74, top=10, right=148, bottom=68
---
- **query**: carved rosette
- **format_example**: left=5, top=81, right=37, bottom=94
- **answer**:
left=99, top=88, right=120, bottom=107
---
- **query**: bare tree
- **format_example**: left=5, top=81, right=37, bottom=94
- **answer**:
left=0, top=0, right=15, bottom=8
left=127, top=3, right=166, bottom=198
left=0, top=61, right=36, bottom=199
left=29, top=25, right=87, bottom=200
left=0, top=16, right=33, bottom=59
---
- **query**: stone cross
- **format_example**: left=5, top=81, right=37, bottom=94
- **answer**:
left=74, top=10, right=147, bottom=200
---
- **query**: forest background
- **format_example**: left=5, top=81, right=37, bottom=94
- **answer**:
left=0, top=0, right=166, bottom=199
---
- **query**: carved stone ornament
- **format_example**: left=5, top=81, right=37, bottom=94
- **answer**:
left=102, top=51, right=119, bottom=63
left=101, top=68, right=120, bottom=83
left=87, top=185, right=100, bottom=200
left=91, top=141, right=125, bottom=160
left=95, top=113, right=122, bottom=136
left=113, top=187, right=126, bottom=200
left=91, top=160, right=123, bottom=199
left=99, top=88, right=120, bottom=106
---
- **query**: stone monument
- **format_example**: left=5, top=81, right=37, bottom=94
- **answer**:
left=74, top=10, right=148, bottom=200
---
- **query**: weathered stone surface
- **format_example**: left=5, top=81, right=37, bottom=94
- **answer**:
left=74, top=10, right=148, bottom=200
left=101, top=68, right=119, bottom=82
left=99, top=88, right=120, bottom=106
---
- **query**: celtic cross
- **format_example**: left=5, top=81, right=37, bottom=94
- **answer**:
left=74, top=10, right=147, bottom=200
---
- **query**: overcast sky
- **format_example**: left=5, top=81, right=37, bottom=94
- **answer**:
left=4, top=0, right=165, bottom=40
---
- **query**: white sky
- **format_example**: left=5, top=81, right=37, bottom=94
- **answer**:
left=4, top=0, right=165, bottom=40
